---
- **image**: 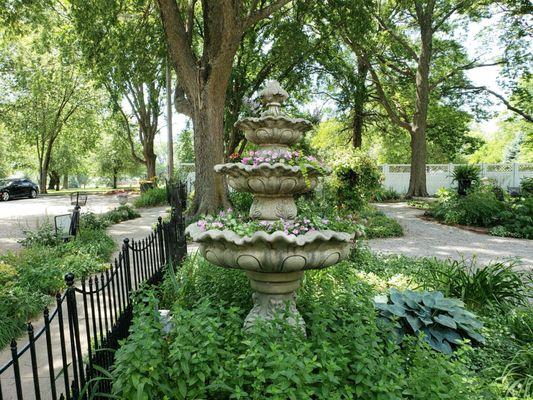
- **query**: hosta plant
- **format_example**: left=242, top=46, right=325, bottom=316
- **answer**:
left=374, top=289, right=485, bottom=354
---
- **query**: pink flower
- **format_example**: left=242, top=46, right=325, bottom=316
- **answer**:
left=293, top=229, right=299, bottom=235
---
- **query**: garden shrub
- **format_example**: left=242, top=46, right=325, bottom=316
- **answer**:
left=372, top=186, right=401, bottom=202
left=520, top=177, right=533, bottom=196
left=360, top=209, right=403, bottom=238
left=81, top=205, right=141, bottom=230
left=329, top=151, right=382, bottom=211
left=430, top=186, right=532, bottom=239
left=133, top=187, right=167, bottom=208
left=19, top=220, right=61, bottom=248
left=228, top=191, right=254, bottom=214
left=112, top=255, right=496, bottom=399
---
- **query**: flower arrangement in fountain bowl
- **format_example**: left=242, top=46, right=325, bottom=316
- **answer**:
left=189, top=81, right=357, bottom=332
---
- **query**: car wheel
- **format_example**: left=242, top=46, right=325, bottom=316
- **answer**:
left=29, top=189, right=38, bottom=199
left=1, top=192, right=9, bottom=201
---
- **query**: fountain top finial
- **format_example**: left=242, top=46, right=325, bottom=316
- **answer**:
left=258, top=81, right=288, bottom=116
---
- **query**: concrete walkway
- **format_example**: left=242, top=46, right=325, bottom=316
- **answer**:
left=368, top=202, right=533, bottom=269
left=0, top=206, right=167, bottom=400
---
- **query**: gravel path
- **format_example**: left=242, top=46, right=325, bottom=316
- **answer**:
left=368, top=202, right=533, bottom=269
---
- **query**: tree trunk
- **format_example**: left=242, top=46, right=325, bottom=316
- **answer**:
left=407, top=7, right=432, bottom=198
left=112, top=168, right=118, bottom=189
left=191, top=90, right=229, bottom=215
left=352, top=55, right=368, bottom=148
left=407, top=130, right=428, bottom=197
left=48, top=170, right=60, bottom=191
left=39, top=167, right=48, bottom=194
left=63, top=175, right=69, bottom=190
left=143, top=138, right=157, bottom=180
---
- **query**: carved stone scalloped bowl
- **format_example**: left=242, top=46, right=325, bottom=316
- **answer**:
left=215, top=163, right=327, bottom=196
left=192, top=230, right=354, bottom=273
left=236, top=116, right=313, bottom=147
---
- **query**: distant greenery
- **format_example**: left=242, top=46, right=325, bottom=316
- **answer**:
left=112, top=249, right=531, bottom=398
left=361, top=209, right=403, bottom=239
left=428, top=186, right=533, bottom=239
left=133, top=187, right=167, bottom=208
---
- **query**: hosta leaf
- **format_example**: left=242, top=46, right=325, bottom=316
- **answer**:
left=405, top=313, right=422, bottom=332
left=425, top=333, right=453, bottom=354
left=433, top=314, right=457, bottom=329
left=373, top=294, right=388, bottom=304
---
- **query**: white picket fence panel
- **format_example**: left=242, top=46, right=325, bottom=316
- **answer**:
left=177, top=162, right=533, bottom=196
left=381, top=163, right=533, bottom=195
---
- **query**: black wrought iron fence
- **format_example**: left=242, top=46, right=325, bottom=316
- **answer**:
left=0, top=201, right=186, bottom=400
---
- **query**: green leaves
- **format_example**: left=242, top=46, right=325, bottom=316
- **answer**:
left=374, top=288, right=485, bottom=354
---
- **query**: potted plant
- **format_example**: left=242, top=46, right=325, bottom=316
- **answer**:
left=451, top=165, right=480, bottom=195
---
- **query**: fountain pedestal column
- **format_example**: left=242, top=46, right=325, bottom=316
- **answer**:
left=244, top=271, right=305, bottom=332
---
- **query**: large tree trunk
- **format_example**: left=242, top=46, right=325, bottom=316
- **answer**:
left=407, top=6, right=432, bottom=198
left=352, top=55, right=368, bottom=148
left=143, top=138, right=157, bottom=180
left=39, top=167, right=48, bottom=194
left=63, top=175, right=69, bottom=190
left=191, top=89, right=229, bottom=215
left=407, top=131, right=428, bottom=197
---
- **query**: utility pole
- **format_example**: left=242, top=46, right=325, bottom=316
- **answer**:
left=166, top=57, right=174, bottom=179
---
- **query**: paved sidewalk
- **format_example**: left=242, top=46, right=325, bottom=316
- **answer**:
left=368, top=202, right=533, bottom=269
left=0, top=206, right=167, bottom=400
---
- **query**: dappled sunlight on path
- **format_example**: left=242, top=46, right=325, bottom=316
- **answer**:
left=368, top=202, right=532, bottom=269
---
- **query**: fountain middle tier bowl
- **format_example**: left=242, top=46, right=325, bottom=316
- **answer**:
left=236, top=116, right=313, bottom=147
left=215, top=163, right=328, bottom=196
left=194, top=229, right=354, bottom=273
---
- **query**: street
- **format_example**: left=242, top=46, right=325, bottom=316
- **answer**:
left=0, top=194, right=123, bottom=253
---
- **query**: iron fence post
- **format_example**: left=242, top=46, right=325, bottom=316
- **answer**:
left=65, top=273, right=85, bottom=397
left=123, top=239, right=132, bottom=295
left=157, top=217, right=166, bottom=267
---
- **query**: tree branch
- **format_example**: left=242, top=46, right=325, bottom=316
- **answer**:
left=244, top=0, right=291, bottom=30
left=462, top=85, right=533, bottom=123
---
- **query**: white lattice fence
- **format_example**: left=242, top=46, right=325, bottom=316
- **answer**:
left=381, top=163, right=533, bottom=195
left=174, top=162, right=533, bottom=196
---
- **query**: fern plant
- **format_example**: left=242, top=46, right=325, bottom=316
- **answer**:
left=374, top=289, right=485, bottom=354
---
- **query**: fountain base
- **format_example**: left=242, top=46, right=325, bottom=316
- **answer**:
left=244, top=271, right=305, bottom=333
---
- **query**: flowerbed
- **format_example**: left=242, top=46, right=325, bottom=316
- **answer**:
left=428, top=185, right=532, bottom=239
left=196, top=209, right=363, bottom=237
left=111, top=249, right=532, bottom=399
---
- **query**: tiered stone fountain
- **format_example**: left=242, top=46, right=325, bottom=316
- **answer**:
left=192, top=81, right=354, bottom=331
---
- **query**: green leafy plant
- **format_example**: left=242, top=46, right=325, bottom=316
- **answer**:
left=228, top=191, right=253, bottom=214
left=113, top=257, right=491, bottom=399
left=330, top=151, right=382, bottom=211
left=451, top=164, right=480, bottom=183
left=19, top=220, right=61, bottom=247
left=520, top=177, right=533, bottom=196
left=133, top=187, right=167, bottom=208
left=196, top=209, right=363, bottom=237
left=372, top=186, right=401, bottom=202
left=360, top=209, right=403, bottom=238
left=374, top=289, right=485, bottom=354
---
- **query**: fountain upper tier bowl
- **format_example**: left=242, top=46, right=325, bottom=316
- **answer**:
left=215, top=163, right=328, bottom=196
left=236, top=116, right=313, bottom=148
left=194, top=229, right=354, bottom=273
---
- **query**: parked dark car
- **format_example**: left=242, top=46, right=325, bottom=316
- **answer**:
left=0, top=178, right=39, bottom=201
